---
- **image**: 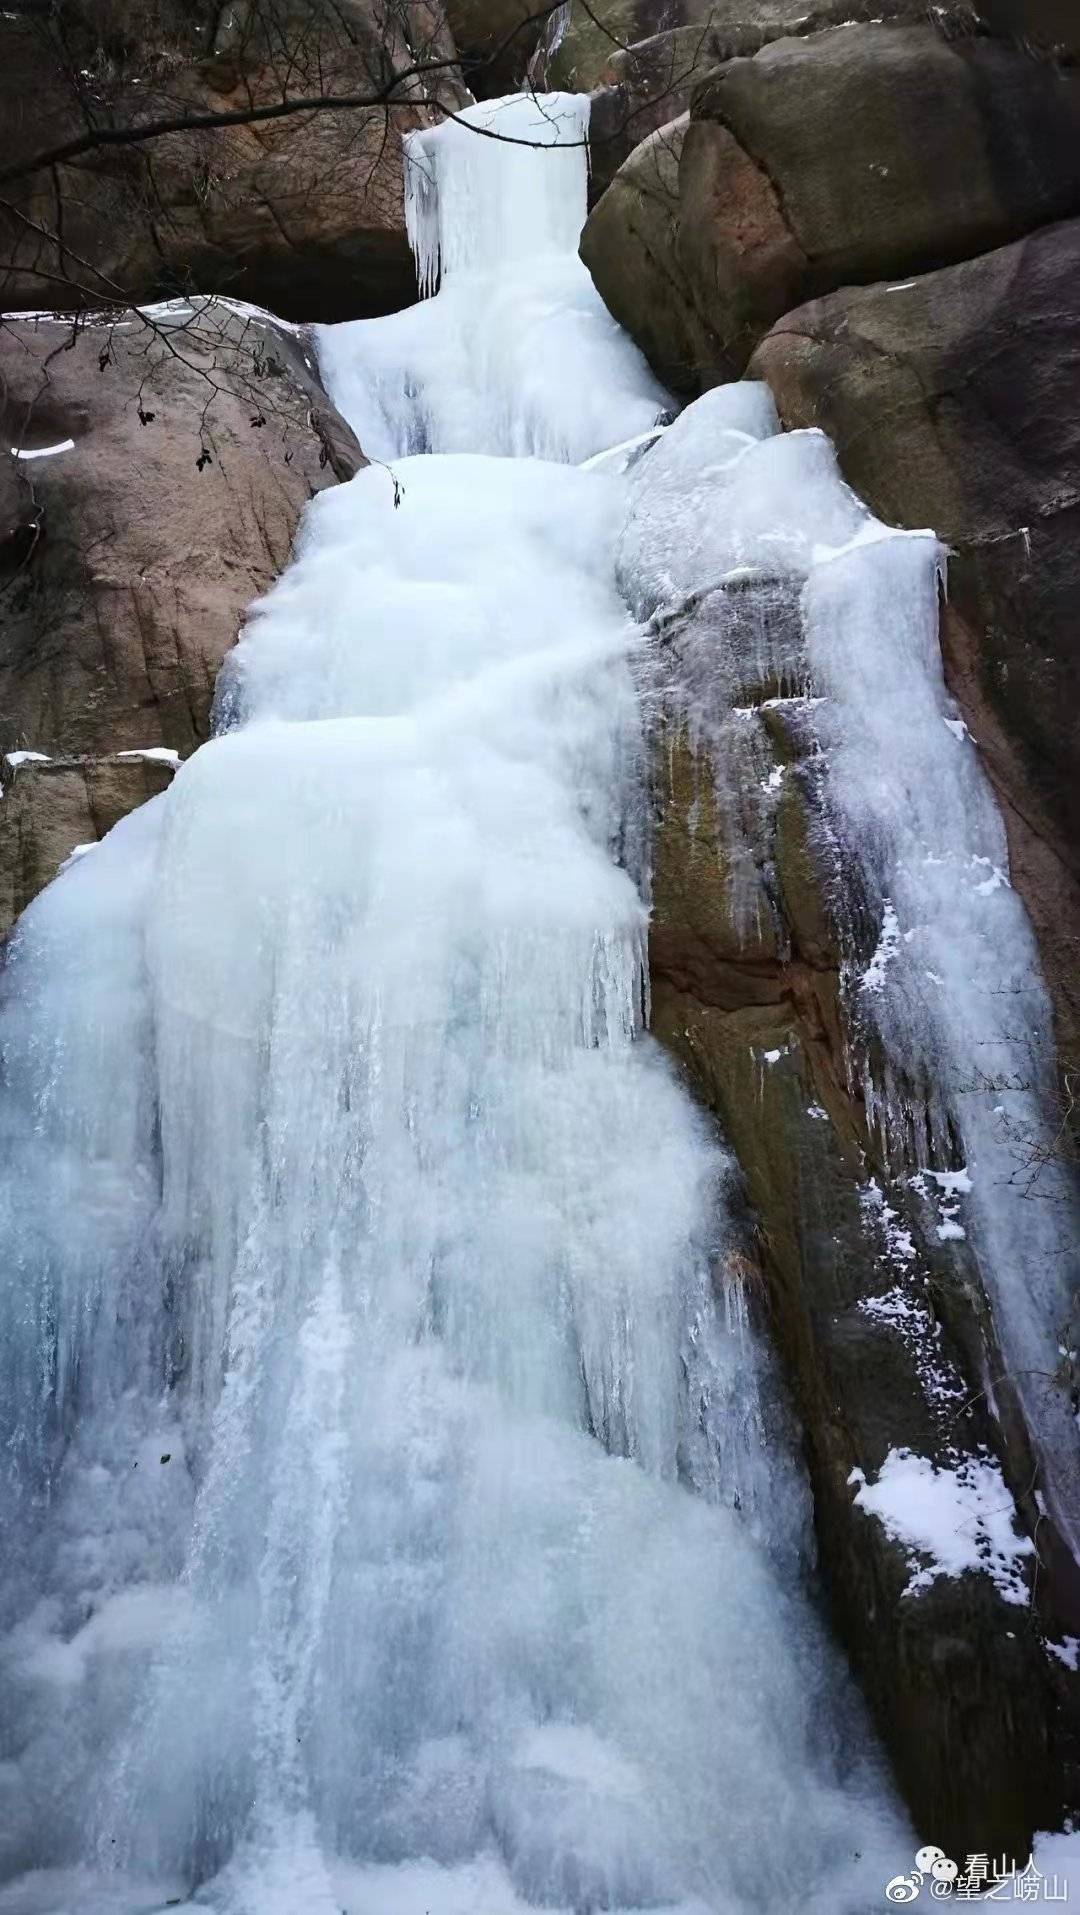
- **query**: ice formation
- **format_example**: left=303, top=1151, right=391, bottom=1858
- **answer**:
left=316, top=94, right=671, bottom=464
left=617, top=389, right=1080, bottom=1555
left=10, top=86, right=1040, bottom=1915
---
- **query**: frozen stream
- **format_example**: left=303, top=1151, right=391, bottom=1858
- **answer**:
left=12, top=84, right=1061, bottom=1915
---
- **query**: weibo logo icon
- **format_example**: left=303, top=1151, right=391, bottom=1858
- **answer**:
left=886, top=1846, right=961, bottom=1901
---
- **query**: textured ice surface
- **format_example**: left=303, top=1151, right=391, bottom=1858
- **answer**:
left=317, top=94, right=670, bottom=464
left=404, top=93, right=592, bottom=294
left=0, top=93, right=910, bottom=1915
left=0, top=451, right=903, bottom=1915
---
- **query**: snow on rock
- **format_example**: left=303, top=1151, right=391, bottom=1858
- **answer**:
left=859, top=1178, right=916, bottom=1267
left=849, top=1448, right=1034, bottom=1604
left=10, top=440, right=74, bottom=461
left=0, top=752, right=52, bottom=799
left=114, top=748, right=181, bottom=768
left=859, top=899, right=900, bottom=993
left=57, top=842, right=97, bottom=874
left=859, top=1288, right=924, bottom=1328
left=935, top=1211, right=966, bottom=1243
left=926, top=1167, right=973, bottom=1197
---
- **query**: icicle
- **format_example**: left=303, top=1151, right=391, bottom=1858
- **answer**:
left=318, top=92, right=669, bottom=464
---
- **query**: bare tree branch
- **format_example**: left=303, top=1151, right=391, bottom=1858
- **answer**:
left=0, top=2, right=574, bottom=185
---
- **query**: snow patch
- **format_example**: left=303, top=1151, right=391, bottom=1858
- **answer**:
left=935, top=1214, right=967, bottom=1243
left=115, top=748, right=181, bottom=768
left=57, top=842, right=97, bottom=873
left=10, top=440, right=74, bottom=461
left=850, top=1448, right=1034, bottom=1604
left=926, top=1166, right=973, bottom=1196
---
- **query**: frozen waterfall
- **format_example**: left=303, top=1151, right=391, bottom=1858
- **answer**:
left=0, top=88, right=971, bottom=1915
left=316, top=94, right=672, bottom=463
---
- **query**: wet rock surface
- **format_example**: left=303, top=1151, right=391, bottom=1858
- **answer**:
left=643, top=563, right=1072, bottom=1860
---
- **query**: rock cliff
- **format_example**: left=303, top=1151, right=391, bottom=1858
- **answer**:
left=0, top=0, right=463, bottom=320
left=0, top=298, right=361, bottom=927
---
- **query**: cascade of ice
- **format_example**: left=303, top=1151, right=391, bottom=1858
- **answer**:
left=0, top=92, right=915, bottom=1915
left=404, top=94, right=591, bottom=291
left=316, top=95, right=672, bottom=464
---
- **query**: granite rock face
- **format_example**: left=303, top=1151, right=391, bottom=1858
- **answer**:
left=578, top=117, right=709, bottom=392
left=564, top=0, right=942, bottom=196
left=0, top=753, right=176, bottom=933
left=0, top=299, right=360, bottom=931
left=582, top=21, right=1080, bottom=388
left=0, top=0, right=463, bottom=322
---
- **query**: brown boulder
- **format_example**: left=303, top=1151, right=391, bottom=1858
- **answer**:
left=0, top=298, right=361, bottom=929
left=580, top=117, right=722, bottom=393
left=0, top=0, right=462, bottom=321
left=0, top=753, right=176, bottom=932
left=566, top=0, right=941, bottom=194
left=582, top=20, right=1080, bottom=390
left=555, top=0, right=939, bottom=98
left=749, top=217, right=1080, bottom=1079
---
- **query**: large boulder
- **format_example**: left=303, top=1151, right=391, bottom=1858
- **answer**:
left=578, top=116, right=717, bottom=392
left=582, top=20, right=1080, bottom=390
left=0, top=753, right=176, bottom=932
left=749, top=218, right=1080, bottom=1081
left=0, top=299, right=361, bottom=931
left=555, top=0, right=938, bottom=98
left=0, top=0, right=462, bottom=321
left=563, top=0, right=940, bottom=194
